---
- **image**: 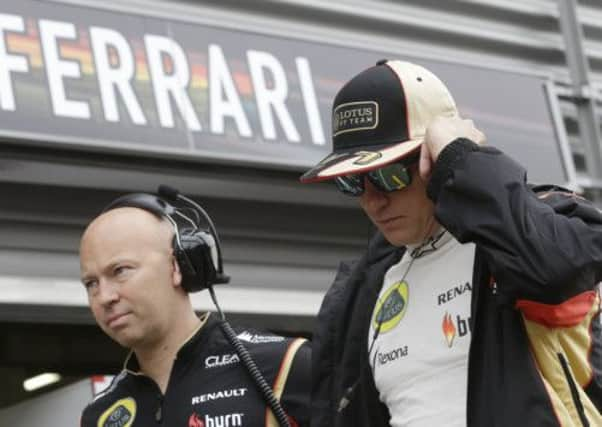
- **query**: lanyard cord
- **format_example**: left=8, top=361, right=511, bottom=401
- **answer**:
left=370, top=229, right=447, bottom=363
left=338, top=229, right=447, bottom=413
left=209, top=286, right=291, bottom=427
left=368, top=248, right=418, bottom=374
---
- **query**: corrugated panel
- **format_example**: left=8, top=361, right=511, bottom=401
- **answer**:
left=82, top=0, right=601, bottom=79
left=194, top=0, right=601, bottom=80
left=148, top=0, right=602, bottom=189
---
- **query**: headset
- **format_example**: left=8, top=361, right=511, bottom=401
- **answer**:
left=103, top=185, right=229, bottom=292
left=102, top=185, right=291, bottom=427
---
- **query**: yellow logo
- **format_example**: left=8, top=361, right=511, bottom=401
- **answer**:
left=97, top=397, right=136, bottom=427
left=373, top=281, right=409, bottom=333
left=353, top=151, right=382, bottom=165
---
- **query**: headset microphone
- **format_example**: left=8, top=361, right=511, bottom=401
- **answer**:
left=157, top=184, right=180, bottom=202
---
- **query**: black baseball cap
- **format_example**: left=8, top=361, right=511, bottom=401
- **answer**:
left=300, top=59, right=458, bottom=182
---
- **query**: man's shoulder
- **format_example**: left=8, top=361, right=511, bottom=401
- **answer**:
left=531, top=184, right=602, bottom=222
left=531, top=184, right=577, bottom=198
left=197, top=319, right=308, bottom=368
left=234, top=328, right=290, bottom=345
left=198, top=321, right=308, bottom=362
left=227, top=325, right=309, bottom=367
left=233, top=327, right=308, bottom=357
left=80, top=372, right=132, bottom=426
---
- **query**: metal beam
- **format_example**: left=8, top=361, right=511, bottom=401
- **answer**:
left=557, top=0, right=602, bottom=198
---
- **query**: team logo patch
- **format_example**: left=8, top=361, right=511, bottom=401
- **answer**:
left=333, top=101, right=378, bottom=136
left=188, top=412, right=244, bottom=427
left=373, top=280, right=409, bottom=333
left=191, top=388, right=247, bottom=405
left=97, top=397, right=136, bottom=427
left=352, top=150, right=383, bottom=165
left=237, top=331, right=284, bottom=344
left=375, top=346, right=409, bottom=366
left=205, top=353, right=240, bottom=369
left=442, top=312, right=456, bottom=347
left=189, top=413, right=203, bottom=427
left=442, top=312, right=471, bottom=347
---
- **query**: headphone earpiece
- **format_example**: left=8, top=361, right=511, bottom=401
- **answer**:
left=197, top=231, right=219, bottom=271
left=175, top=232, right=218, bottom=292
left=101, top=192, right=227, bottom=293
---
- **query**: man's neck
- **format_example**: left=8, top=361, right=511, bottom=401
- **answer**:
left=403, top=221, right=442, bottom=249
left=134, top=311, right=203, bottom=393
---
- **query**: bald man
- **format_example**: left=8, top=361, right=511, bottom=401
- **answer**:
left=79, top=201, right=310, bottom=427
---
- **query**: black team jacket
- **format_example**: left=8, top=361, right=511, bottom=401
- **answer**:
left=311, top=138, right=602, bottom=427
left=81, top=314, right=310, bottom=427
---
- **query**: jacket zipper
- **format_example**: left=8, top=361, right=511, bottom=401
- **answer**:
left=155, top=393, right=164, bottom=424
left=557, top=352, right=589, bottom=427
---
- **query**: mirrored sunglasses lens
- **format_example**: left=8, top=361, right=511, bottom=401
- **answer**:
left=334, top=175, right=364, bottom=196
left=368, top=163, right=411, bottom=192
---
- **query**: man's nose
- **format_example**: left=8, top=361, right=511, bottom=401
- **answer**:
left=360, top=178, right=388, bottom=211
left=96, top=280, right=119, bottom=306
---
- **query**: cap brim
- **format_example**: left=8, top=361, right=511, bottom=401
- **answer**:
left=299, top=139, right=422, bottom=183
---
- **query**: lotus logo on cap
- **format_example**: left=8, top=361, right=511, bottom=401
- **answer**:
left=333, top=101, right=378, bottom=136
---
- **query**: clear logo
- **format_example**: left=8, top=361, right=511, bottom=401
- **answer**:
left=204, top=354, right=240, bottom=369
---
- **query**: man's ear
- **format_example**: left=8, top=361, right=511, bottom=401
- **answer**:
left=171, top=256, right=183, bottom=289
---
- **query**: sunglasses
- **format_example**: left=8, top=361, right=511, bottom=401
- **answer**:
left=334, top=156, right=418, bottom=197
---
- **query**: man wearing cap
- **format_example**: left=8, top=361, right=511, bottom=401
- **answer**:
left=301, top=60, right=602, bottom=426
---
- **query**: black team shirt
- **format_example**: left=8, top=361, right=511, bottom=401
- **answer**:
left=81, top=313, right=310, bottom=427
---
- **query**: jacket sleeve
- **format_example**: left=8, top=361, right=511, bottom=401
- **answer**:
left=427, top=137, right=602, bottom=303
left=310, top=261, right=355, bottom=427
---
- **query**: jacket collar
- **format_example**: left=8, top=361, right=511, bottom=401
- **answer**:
left=367, top=228, right=451, bottom=263
left=408, top=229, right=451, bottom=258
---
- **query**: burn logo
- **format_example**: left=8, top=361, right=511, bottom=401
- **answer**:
left=189, top=413, right=204, bottom=427
left=188, top=412, right=244, bottom=427
left=442, top=312, right=472, bottom=348
left=442, top=312, right=456, bottom=347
